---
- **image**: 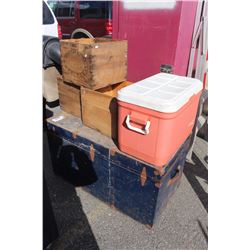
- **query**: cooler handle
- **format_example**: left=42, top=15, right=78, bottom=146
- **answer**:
left=125, top=115, right=150, bottom=135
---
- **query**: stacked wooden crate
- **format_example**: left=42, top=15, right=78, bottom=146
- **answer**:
left=57, top=37, right=129, bottom=139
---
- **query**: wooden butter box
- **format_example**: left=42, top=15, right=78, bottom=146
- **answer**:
left=47, top=113, right=191, bottom=227
left=81, top=81, right=131, bottom=139
left=60, top=38, right=128, bottom=90
left=57, top=76, right=131, bottom=139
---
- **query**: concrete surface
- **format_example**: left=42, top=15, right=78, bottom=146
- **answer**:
left=43, top=107, right=208, bottom=250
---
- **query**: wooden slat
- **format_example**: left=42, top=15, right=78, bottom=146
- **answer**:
left=81, top=88, right=117, bottom=138
left=57, top=77, right=81, bottom=118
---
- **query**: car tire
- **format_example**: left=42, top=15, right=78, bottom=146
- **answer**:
left=71, top=29, right=94, bottom=39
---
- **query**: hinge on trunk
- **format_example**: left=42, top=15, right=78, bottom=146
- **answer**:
left=90, top=144, right=95, bottom=162
left=140, top=167, right=147, bottom=187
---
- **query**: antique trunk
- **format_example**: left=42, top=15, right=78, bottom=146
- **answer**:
left=46, top=112, right=190, bottom=227
left=60, top=38, right=128, bottom=90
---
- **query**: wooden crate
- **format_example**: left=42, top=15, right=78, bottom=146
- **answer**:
left=60, top=38, right=128, bottom=90
left=57, top=77, right=81, bottom=118
left=81, top=81, right=132, bottom=139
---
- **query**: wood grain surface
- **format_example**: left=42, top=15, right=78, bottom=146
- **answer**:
left=61, top=38, right=128, bottom=90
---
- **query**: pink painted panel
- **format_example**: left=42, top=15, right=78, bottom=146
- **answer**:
left=173, top=1, right=198, bottom=76
left=112, top=1, right=197, bottom=81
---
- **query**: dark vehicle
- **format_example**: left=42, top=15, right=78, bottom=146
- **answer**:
left=48, top=1, right=112, bottom=39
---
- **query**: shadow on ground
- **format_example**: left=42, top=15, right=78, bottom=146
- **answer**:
left=198, top=219, right=208, bottom=243
left=184, top=151, right=208, bottom=212
left=43, top=128, right=100, bottom=250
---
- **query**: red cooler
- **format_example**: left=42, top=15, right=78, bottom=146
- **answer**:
left=117, top=73, right=202, bottom=167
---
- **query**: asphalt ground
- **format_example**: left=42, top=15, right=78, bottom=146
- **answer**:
left=43, top=107, right=208, bottom=250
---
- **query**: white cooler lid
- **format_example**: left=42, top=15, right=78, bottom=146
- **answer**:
left=117, top=73, right=203, bottom=113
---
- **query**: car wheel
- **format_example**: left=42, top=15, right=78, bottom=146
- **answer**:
left=72, top=32, right=89, bottom=39
left=71, top=28, right=94, bottom=39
